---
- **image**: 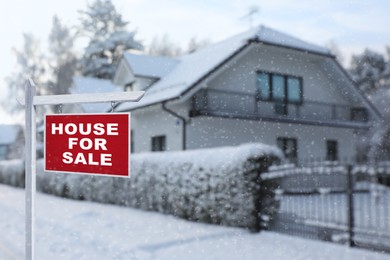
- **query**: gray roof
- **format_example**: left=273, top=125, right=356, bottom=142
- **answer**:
left=116, top=25, right=332, bottom=112
left=71, top=76, right=123, bottom=113
left=124, top=53, right=179, bottom=78
left=0, top=125, right=21, bottom=145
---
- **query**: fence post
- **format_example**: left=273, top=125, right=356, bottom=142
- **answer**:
left=254, top=157, right=279, bottom=232
left=347, top=164, right=355, bottom=247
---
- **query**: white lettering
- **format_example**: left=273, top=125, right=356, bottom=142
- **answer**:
left=101, top=153, right=112, bottom=166
left=93, top=123, right=105, bottom=135
left=79, top=138, right=93, bottom=150
left=62, top=152, right=73, bottom=164
left=88, top=153, right=99, bottom=165
left=61, top=152, right=113, bottom=166
left=74, top=153, right=87, bottom=164
left=79, top=123, right=91, bottom=135
left=64, top=123, right=77, bottom=135
left=107, top=123, right=119, bottom=135
left=95, top=138, right=107, bottom=150
left=51, top=123, right=63, bottom=135
left=68, top=138, right=78, bottom=149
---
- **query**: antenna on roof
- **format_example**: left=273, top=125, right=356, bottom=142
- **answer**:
left=240, top=6, right=260, bottom=29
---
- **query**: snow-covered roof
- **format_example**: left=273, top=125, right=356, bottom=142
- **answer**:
left=124, top=53, right=179, bottom=78
left=70, top=76, right=123, bottom=113
left=116, top=25, right=332, bottom=112
left=0, top=125, right=21, bottom=145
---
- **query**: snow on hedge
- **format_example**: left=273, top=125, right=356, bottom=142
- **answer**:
left=36, top=143, right=281, bottom=230
left=0, top=159, right=24, bottom=187
left=0, top=143, right=282, bottom=230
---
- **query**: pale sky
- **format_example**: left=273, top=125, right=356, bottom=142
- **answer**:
left=0, top=0, right=389, bottom=123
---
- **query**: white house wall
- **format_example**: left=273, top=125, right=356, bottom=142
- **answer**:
left=187, top=116, right=357, bottom=161
left=113, top=59, right=134, bottom=86
left=128, top=43, right=368, bottom=159
left=207, top=44, right=359, bottom=106
left=131, top=104, right=187, bottom=153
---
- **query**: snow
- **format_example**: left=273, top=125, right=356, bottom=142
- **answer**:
left=32, top=143, right=282, bottom=230
left=0, top=159, right=24, bottom=187
left=70, top=76, right=123, bottom=113
left=116, top=25, right=332, bottom=112
left=255, top=25, right=331, bottom=56
left=370, top=87, right=390, bottom=120
left=0, top=124, right=21, bottom=145
left=0, top=184, right=387, bottom=260
left=0, top=143, right=282, bottom=230
left=124, top=53, right=179, bottom=78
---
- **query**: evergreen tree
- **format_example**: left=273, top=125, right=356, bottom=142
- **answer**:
left=78, top=0, right=142, bottom=79
left=48, top=15, right=77, bottom=95
left=349, top=49, right=390, bottom=94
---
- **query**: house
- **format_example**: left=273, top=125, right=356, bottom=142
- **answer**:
left=111, top=25, right=380, bottom=162
left=66, top=76, right=124, bottom=113
left=0, top=124, right=24, bottom=160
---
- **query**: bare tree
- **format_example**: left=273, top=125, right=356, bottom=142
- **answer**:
left=148, top=34, right=182, bottom=57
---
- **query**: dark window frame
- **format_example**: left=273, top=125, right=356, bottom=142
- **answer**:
left=277, top=137, right=298, bottom=163
left=256, top=71, right=303, bottom=105
left=351, top=107, right=369, bottom=122
left=151, top=135, right=166, bottom=152
left=131, top=130, right=134, bottom=153
left=326, top=140, right=338, bottom=161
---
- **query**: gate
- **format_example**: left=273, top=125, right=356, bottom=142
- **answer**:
left=261, top=162, right=390, bottom=253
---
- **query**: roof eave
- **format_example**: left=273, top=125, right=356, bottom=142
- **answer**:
left=330, top=58, right=383, bottom=121
left=249, top=38, right=336, bottom=59
left=118, top=40, right=254, bottom=112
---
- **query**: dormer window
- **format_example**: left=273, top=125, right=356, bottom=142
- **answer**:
left=256, top=72, right=303, bottom=104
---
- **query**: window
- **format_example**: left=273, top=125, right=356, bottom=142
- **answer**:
left=151, top=135, right=166, bottom=152
left=131, top=130, right=134, bottom=153
left=326, top=140, right=338, bottom=161
left=272, top=75, right=285, bottom=102
left=256, top=72, right=270, bottom=100
left=287, top=77, right=302, bottom=103
left=277, top=137, right=297, bottom=163
left=351, top=107, right=368, bottom=122
left=256, top=72, right=303, bottom=104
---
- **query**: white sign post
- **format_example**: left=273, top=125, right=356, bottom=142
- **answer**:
left=23, top=79, right=144, bottom=260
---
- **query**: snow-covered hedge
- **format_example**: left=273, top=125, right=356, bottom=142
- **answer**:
left=0, top=159, right=24, bottom=187
left=0, top=143, right=282, bottom=231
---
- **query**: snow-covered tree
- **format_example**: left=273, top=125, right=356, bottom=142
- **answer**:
left=48, top=15, right=77, bottom=95
left=78, top=0, right=142, bottom=79
left=349, top=49, right=390, bottom=94
left=3, top=34, right=50, bottom=114
left=348, top=49, right=390, bottom=161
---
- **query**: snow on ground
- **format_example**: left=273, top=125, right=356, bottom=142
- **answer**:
left=0, top=184, right=388, bottom=260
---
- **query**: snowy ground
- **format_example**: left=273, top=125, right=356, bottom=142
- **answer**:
left=0, top=184, right=388, bottom=260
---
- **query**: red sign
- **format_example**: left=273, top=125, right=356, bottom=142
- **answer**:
left=45, top=113, right=130, bottom=177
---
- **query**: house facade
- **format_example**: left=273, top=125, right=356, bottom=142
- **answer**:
left=113, top=25, right=380, bottom=162
left=0, top=124, right=24, bottom=160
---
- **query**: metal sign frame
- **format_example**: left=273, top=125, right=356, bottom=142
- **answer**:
left=23, top=79, right=144, bottom=260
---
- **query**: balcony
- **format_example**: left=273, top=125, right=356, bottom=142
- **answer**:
left=190, top=89, right=370, bottom=129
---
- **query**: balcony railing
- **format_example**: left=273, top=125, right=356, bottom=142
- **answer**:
left=190, top=89, right=369, bottom=127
